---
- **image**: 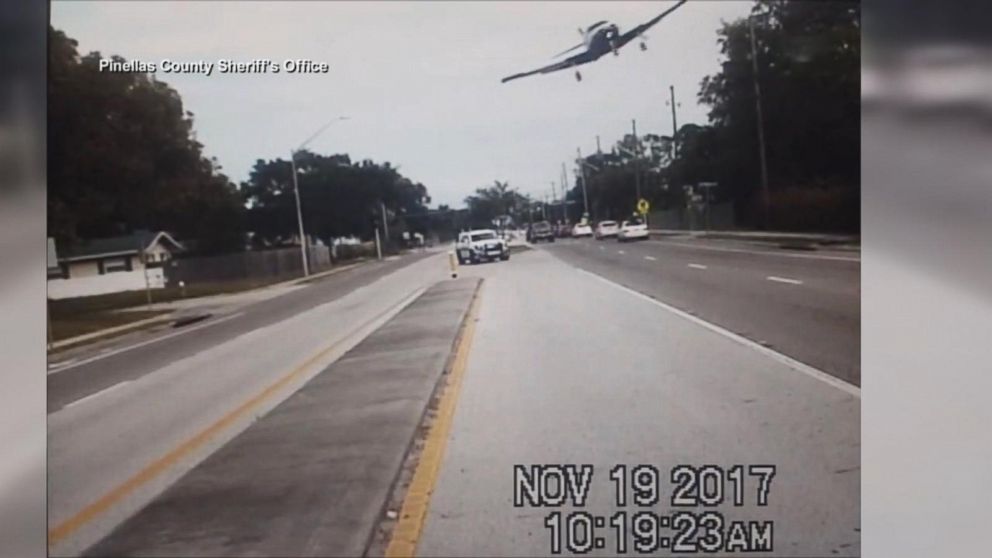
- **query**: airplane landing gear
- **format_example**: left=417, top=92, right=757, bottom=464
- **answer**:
left=575, top=70, right=582, bottom=82
left=640, top=41, right=648, bottom=51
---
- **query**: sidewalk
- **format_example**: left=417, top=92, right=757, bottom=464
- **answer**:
left=121, top=259, right=370, bottom=314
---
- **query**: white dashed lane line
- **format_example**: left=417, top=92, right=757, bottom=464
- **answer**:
left=618, top=250, right=626, bottom=255
left=767, top=275, right=803, bottom=285
left=688, top=263, right=708, bottom=270
left=644, top=256, right=657, bottom=261
left=48, top=311, right=246, bottom=375
left=64, top=380, right=132, bottom=409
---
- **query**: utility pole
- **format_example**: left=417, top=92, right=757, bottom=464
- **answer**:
left=632, top=119, right=641, bottom=203
left=552, top=181, right=559, bottom=223
left=749, top=15, right=771, bottom=229
left=668, top=85, right=679, bottom=159
left=560, top=162, right=568, bottom=223
left=596, top=135, right=602, bottom=154
left=380, top=201, right=389, bottom=243
left=137, top=234, right=152, bottom=310
left=577, top=147, right=590, bottom=220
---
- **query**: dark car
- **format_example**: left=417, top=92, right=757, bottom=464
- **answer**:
left=527, top=221, right=555, bottom=243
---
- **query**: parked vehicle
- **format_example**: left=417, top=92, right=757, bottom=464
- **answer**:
left=456, top=229, right=510, bottom=264
left=571, top=223, right=593, bottom=237
left=594, top=220, right=619, bottom=239
left=555, top=222, right=573, bottom=238
left=527, top=221, right=556, bottom=243
left=617, top=217, right=649, bottom=242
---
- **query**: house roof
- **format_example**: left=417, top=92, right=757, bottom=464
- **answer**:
left=60, top=230, right=184, bottom=262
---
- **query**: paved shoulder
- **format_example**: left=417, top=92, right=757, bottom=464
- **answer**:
left=85, top=277, right=481, bottom=557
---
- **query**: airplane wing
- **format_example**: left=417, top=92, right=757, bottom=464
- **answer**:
left=613, top=0, right=689, bottom=50
left=552, top=42, right=586, bottom=59
left=501, top=49, right=602, bottom=83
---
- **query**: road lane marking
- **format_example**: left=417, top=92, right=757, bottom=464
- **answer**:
left=599, top=246, right=605, bottom=250
left=644, top=256, right=657, bottom=261
left=385, top=282, right=483, bottom=557
left=47, top=288, right=425, bottom=549
left=48, top=311, right=246, bottom=375
left=64, top=380, right=132, bottom=409
left=653, top=241, right=860, bottom=262
left=618, top=250, right=625, bottom=254
left=767, top=276, right=803, bottom=285
left=576, top=268, right=860, bottom=398
left=688, top=263, right=708, bottom=270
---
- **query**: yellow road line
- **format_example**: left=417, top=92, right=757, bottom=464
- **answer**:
left=49, top=289, right=423, bottom=549
left=385, top=282, right=483, bottom=558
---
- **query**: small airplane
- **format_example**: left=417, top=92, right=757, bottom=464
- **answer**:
left=501, top=0, right=689, bottom=83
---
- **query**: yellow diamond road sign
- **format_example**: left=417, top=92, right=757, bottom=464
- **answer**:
left=637, top=198, right=650, bottom=215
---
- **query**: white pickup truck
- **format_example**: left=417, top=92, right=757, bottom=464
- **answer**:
left=456, top=229, right=510, bottom=264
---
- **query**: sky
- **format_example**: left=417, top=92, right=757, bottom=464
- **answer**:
left=51, top=1, right=753, bottom=208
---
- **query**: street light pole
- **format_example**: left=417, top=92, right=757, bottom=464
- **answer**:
left=289, top=116, right=349, bottom=277
left=290, top=153, right=309, bottom=276
left=748, top=15, right=771, bottom=229
left=381, top=201, right=389, bottom=243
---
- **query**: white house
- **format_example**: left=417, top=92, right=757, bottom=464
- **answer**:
left=47, top=230, right=184, bottom=299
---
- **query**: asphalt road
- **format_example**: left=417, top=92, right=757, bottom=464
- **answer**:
left=419, top=246, right=860, bottom=557
left=47, top=250, right=451, bottom=556
left=47, top=252, right=433, bottom=413
left=540, top=236, right=860, bottom=386
left=49, top=239, right=860, bottom=557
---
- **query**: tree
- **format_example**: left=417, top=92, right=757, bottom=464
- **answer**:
left=242, top=152, right=432, bottom=246
left=698, top=1, right=860, bottom=230
left=48, top=27, right=246, bottom=253
left=463, top=181, right=528, bottom=228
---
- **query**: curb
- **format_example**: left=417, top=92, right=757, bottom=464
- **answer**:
left=649, top=229, right=859, bottom=245
left=48, top=259, right=376, bottom=352
left=49, top=313, right=174, bottom=351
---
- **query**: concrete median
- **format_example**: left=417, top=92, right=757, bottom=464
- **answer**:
left=84, top=277, right=482, bottom=557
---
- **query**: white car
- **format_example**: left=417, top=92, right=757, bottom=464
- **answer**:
left=618, top=218, right=649, bottom=242
left=571, top=223, right=593, bottom=237
left=594, top=220, right=619, bottom=239
left=456, top=229, right=509, bottom=264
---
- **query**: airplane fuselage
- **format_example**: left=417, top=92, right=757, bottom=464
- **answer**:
left=584, top=24, right=621, bottom=56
